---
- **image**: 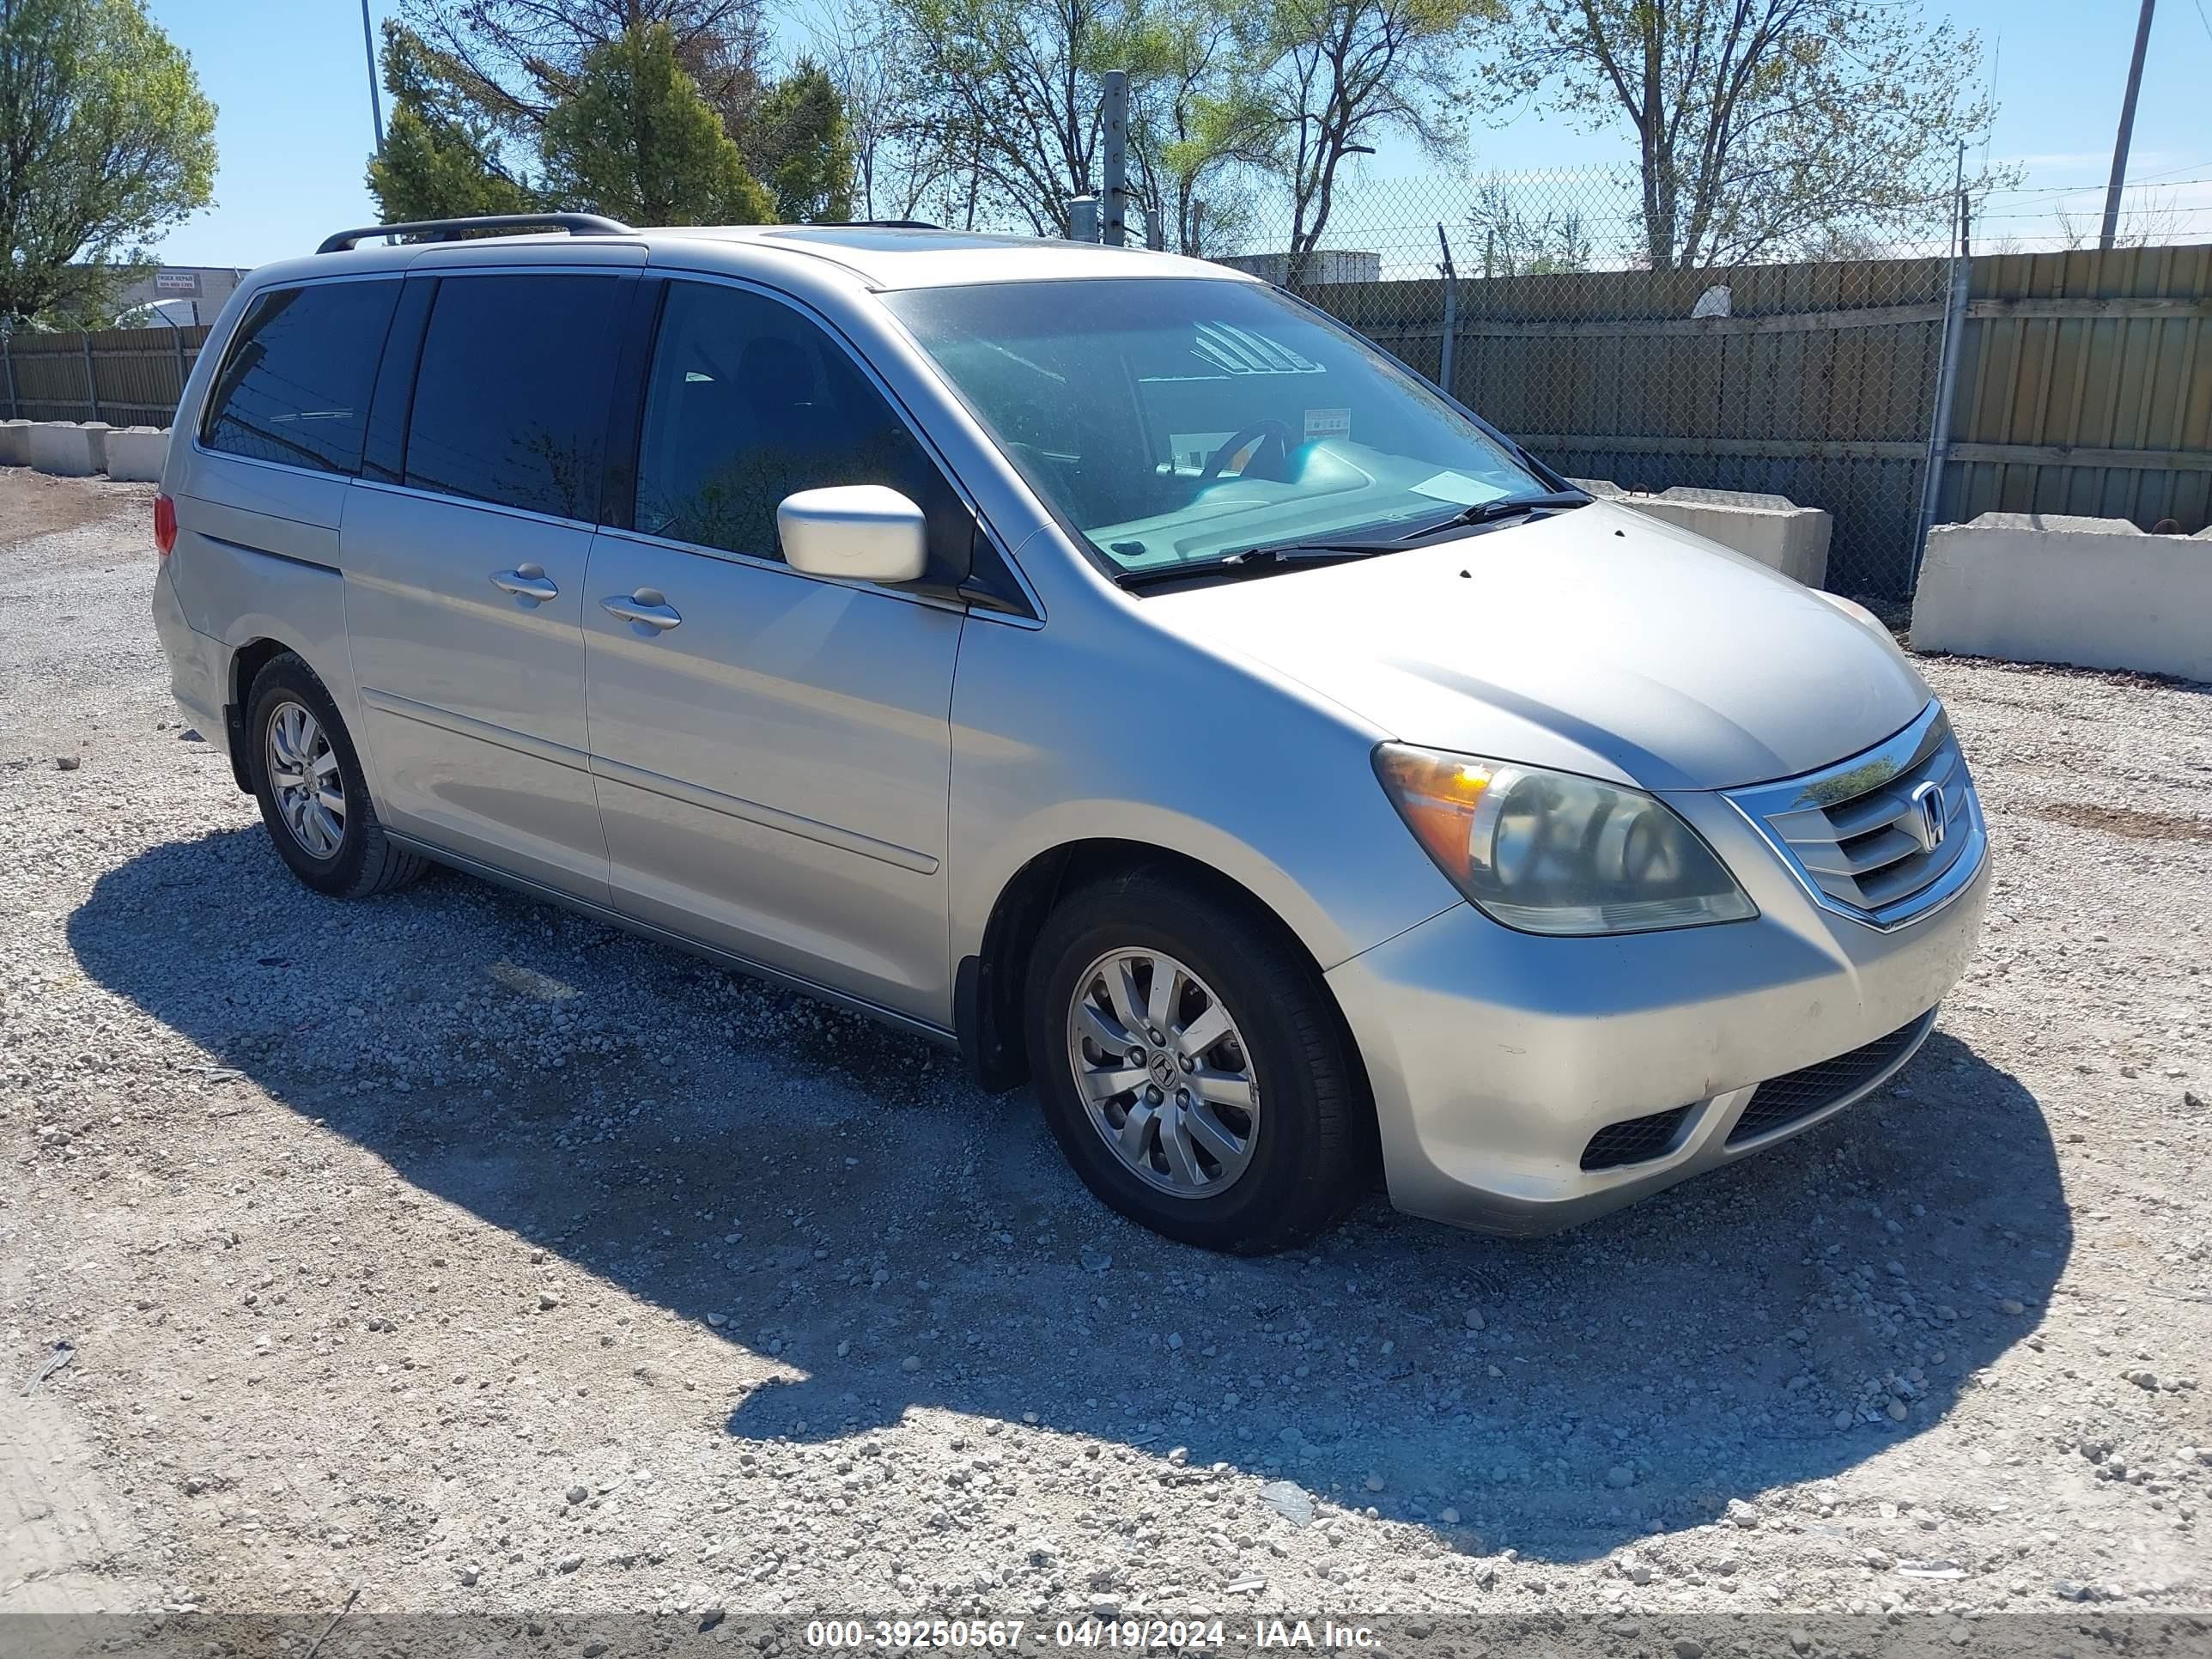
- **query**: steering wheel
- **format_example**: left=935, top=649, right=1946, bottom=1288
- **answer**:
left=1199, top=419, right=1294, bottom=483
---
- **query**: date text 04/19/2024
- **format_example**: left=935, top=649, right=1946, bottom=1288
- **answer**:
left=802, top=1622, right=1380, bottom=1651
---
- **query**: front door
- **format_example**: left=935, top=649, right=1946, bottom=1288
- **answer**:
left=582, top=277, right=969, bottom=1023
left=342, top=266, right=632, bottom=902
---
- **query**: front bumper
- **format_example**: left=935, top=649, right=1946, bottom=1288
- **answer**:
left=1326, top=774, right=1990, bottom=1236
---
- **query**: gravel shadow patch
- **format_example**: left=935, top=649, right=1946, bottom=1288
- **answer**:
left=67, top=823, right=2071, bottom=1565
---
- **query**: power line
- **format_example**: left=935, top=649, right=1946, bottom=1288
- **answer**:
left=1984, top=165, right=2212, bottom=197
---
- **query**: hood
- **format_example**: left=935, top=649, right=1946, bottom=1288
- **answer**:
left=1142, top=501, right=1931, bottom=792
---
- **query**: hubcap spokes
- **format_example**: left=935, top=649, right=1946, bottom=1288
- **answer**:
left=1066, top=949, right=1258, bottom=1198
left=265, top=701, right=344, bottom=858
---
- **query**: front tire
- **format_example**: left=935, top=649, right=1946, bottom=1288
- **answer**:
left=246, top=653, right=423, bottom=899
left=1024, top=870, right=1370, bottom=1253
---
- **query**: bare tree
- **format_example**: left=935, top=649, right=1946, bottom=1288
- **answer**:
left=2055, top=196, right=2186, bottom=252
left=1466, top=174, right=1591, bottom=275
left=1494, top=0, right=2010, bottom=270
left=1244, top=0, right=1496, bottom=285
left=878, top=0, right=1151, bottom=236
left=809, top=0, right=955, bottom=219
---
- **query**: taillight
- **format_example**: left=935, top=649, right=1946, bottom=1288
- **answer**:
left=154, top=492, right=177, bottom=557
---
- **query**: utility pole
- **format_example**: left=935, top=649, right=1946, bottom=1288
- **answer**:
left=362, top=0, right=386, bottom=152
left=2099, top=0, right=2156, bottom=251
left=1912, top=142, right=1972, bottom=592
left=1100, top=70, right=1128, bottom=247
left=1435, top=224, right=1459, bottom=398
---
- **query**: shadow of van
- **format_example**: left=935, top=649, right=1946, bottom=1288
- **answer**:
left=68, top=826, right=2068, bottom=1563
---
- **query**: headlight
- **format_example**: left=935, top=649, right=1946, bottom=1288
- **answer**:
left=1373, top=744, right=1757, bottom=936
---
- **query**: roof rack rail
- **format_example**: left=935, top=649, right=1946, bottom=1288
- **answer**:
left=835, top=219, right=942, bottom=230
left=317, top=212, right=635, bottom=255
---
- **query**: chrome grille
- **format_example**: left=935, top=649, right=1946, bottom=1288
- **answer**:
left=1725, top=702, right=1984, bottom=929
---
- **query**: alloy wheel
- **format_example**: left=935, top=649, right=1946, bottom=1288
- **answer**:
left=1064, top=948, right=1259, bottom=1197
left=264, top=699, right=345, bottom=859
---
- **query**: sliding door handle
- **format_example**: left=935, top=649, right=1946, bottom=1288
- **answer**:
left=602, top=591, right=682, bottom=632
left=491, top=564, right=559, bottom=603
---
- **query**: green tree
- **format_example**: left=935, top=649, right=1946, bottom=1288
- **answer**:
left=0, top=0, right=216, bottom=325
left=539, top=22, right=774, bottom=225
left=745, top=60, right=854, bottom=222
left=366, top=21, right=538, bottom=222
left=396, top=0, right=769, bottom=133
left=1130, top=0, right=1273, bottom=254
left=1494, top=0, right=2008, bottom=270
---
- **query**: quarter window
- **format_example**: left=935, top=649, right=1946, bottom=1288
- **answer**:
left=201, top=281, right=399, bottom=476
left=403, top=273, right=624, bottom=520
left=634, top=281, right=947, bottom=562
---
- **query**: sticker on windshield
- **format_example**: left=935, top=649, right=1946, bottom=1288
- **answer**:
left=1411, top=471, right=1511, bottom=507
left=1304, top=407, right=1351, bottom=441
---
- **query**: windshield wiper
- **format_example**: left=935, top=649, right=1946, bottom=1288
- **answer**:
left=1115, top=539, right=1395, bottom=590
left=1392, top=489, right=1591, bottom=543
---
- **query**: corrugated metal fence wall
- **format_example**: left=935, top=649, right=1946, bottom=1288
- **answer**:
left=1947, top=243, right=2211, bottom=532
left=3, top=243, right=2205, bottom=598
left=1, top=325, right=213, bottom=428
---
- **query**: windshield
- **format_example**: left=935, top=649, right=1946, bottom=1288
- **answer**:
left=881, top=277, right=1550, bottom=579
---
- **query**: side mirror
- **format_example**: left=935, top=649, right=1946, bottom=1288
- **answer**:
left=776, top=486, right=928, bottom=585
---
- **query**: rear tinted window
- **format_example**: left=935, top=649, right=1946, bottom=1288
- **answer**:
left=201, top=281, right=399, bottom=475
left=403, top=273, right=624, bottom=520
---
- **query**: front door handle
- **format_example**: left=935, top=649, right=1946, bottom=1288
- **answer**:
left=491, top=563, right=559, bottom=603
left=602, top=590, right=682, bottom=632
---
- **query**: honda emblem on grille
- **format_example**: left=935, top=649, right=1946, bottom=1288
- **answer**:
left=1907, top=781, right=1948, bottom=854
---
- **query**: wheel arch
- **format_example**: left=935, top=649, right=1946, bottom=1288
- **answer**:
left=955, top=838, right=1375, bottom=1131
left=224, top=635, right=300, bottom=793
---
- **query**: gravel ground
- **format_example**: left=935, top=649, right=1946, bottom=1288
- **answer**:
left=3, top=468, right=2209, bottom=1627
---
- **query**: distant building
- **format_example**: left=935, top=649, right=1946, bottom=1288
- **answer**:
left=1213, top=249, right=1383, bottom=286
left=108, top=265, right=248, bottom=327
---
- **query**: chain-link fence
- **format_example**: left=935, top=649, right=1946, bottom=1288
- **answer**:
left=1188, top=166, right=2212, bottom=602
left=1203, top=168, right=1955, bottom=601
left=9, top=168, right=2207, bottom=600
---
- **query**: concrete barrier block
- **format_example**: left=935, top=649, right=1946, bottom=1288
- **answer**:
left=1568, top=478, right=1832, bottom=586
left=0, top=419, right=31, bottom=466
left=103, top=426, right=170, bottom=483
left=27, top=421, right=112, bottom=477
left=1912, top=512, right=2212, bottom=682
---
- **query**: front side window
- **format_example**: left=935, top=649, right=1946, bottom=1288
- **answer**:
left=403, top=273, right=624, bottom=520
left=201, top=280, right=399, bottom=476
left=634, top=280, right=944, bottom=562
left=883, top=277, right=1551, bottom=576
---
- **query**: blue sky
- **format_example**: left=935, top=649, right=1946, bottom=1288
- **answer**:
left=146, top=0, right=2212, bottom=270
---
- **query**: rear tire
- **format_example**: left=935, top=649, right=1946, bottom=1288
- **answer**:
left=1024, top=869, right=1370, bottom=1253
left=246, top=653, right=424, bottom=900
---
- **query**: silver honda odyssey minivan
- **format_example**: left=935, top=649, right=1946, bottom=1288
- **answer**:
left=152, top=215, right=1989, bottom=1253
